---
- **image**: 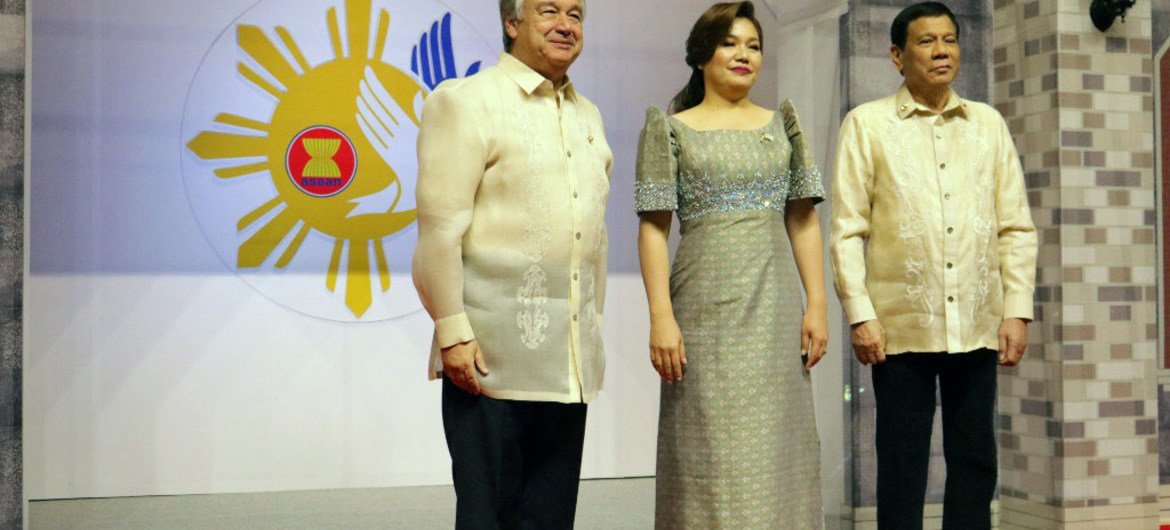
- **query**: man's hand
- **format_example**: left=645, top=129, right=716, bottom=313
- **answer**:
left=998, top=318, right=1028, bottom=366
left=442, top=339, right=489, bottom=395
left=851, top=319, right=886, bottom=365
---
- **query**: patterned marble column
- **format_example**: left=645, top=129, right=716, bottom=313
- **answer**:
left=0, top=0, right=22, bottom=527
left=992, top=0, right=1159, bottom=527
left=838, top=0, right=993, bottom=527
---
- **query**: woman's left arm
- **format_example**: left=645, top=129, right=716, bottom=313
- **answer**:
left=785, top=199, right=828, bottom=370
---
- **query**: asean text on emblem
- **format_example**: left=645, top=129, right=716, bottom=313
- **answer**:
left=185, top=0, right=487, bottom=320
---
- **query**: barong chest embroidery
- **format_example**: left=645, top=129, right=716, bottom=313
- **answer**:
left=515, top=109, right=550, bottom=349
left=516, top=264, right=550, bottom=349
left=958, top=120, right=996, bottom=326
left=884, top=118, right=934, bottom=326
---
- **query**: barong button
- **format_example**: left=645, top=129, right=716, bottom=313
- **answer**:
left=948, top=296, right=955, bottom=303
left=947, top=227, right=954, bottom=234
left=576, top=232, right=582, bottom=240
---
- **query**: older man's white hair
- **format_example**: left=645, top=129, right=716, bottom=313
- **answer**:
left=499, top=0, right=587, bottom=52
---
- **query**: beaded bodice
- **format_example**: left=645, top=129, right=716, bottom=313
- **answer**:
left=634, top=103, right=824, bottom=223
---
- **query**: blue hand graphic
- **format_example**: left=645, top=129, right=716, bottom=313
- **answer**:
left=411, top=13, right=482, bottom=90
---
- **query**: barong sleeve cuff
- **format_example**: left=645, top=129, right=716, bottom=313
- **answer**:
left=435, top=313, right=475, bottom=349
left=843, top=296, right=878, bottom=325
left=1002, top=292, right=1034, bottom=322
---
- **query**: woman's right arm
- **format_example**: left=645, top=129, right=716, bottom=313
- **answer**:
left=638, top=211, right=685, bottom=382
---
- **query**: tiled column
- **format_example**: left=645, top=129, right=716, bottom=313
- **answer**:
left=993, top=1, right=1159, bottom=528
left=1155, top=0, right=1170, bottom=50
left=0, top=0, right=22, bottom=526
left=1153, top=0, right=1170, bottom=520
left=838, top=0, right=993, bottom=526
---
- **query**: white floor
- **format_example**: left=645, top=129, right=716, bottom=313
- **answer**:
left=28, top=478, right=657, bottom=530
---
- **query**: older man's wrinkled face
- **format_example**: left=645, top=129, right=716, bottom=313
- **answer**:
left=892, top=15, right=960, bottom=91
left=506, top=0, right=584, bottom=83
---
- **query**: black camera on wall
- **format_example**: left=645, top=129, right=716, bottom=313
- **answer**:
left=1090, top=0, right=1136, bottom=31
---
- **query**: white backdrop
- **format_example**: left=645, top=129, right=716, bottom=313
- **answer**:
left=25, top=0, right=852, bottom=506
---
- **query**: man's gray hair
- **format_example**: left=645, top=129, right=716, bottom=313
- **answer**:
left=500, top=0, right=586, bottom=53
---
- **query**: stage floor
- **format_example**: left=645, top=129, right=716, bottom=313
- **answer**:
left=28, top=477, right=656, bottom=529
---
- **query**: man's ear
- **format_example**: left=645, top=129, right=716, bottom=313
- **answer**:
left=505, top=18, right=520, bottom=42
left=890, top=44, right=903, bottom=75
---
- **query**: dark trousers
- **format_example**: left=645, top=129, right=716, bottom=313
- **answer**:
left=441, top=377, right=588, bottom=530
left=872, top=349, right=998, bottom=530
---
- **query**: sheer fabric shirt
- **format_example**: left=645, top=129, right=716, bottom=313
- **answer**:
left=830, top=84, right=1037, bottom=355
left=413, top=53, right=612, bottom=403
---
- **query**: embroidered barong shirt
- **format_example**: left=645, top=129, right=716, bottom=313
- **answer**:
left=830, top=84, right=1037, bottom=355
left=413, top=53, right=612, bottom=403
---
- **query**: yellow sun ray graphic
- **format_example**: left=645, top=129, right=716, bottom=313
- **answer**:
left=186, top=0, right=422, bottom=318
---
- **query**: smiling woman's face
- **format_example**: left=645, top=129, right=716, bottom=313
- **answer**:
left=701, top=18, right=762, bottom=95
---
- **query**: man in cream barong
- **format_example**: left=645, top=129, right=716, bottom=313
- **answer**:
left=829, top=2, right=1037, bottom=528
left=412, top=0, right=611, bottom=528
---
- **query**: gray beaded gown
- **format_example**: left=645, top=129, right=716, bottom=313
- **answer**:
left=634, top=100, right=824, bottom=529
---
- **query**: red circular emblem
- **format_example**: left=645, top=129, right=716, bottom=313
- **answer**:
left=285, top=126, right=358, bottom=197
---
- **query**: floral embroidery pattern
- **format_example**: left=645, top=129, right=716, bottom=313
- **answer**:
left=969, top=218, right=994, bottom=323
left=958, top=120, right=995, bottom=324
left=516, top=264, right=550, bottom=349
left=884, top=118, right=934, bottom=326
left=514, top=109, right=551, bottom=349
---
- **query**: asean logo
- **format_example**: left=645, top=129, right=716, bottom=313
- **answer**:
left=287, top=127, right=357, bottom=197
left=181, top=0, right=493, bottom=321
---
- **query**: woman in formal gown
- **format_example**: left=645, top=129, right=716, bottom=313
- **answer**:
left=634, top=2, right=827, bottom=527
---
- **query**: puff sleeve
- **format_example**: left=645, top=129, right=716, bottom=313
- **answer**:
left=634, top=107, right=680, bottom=213
left=781, top=99, right=825, bottom=203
